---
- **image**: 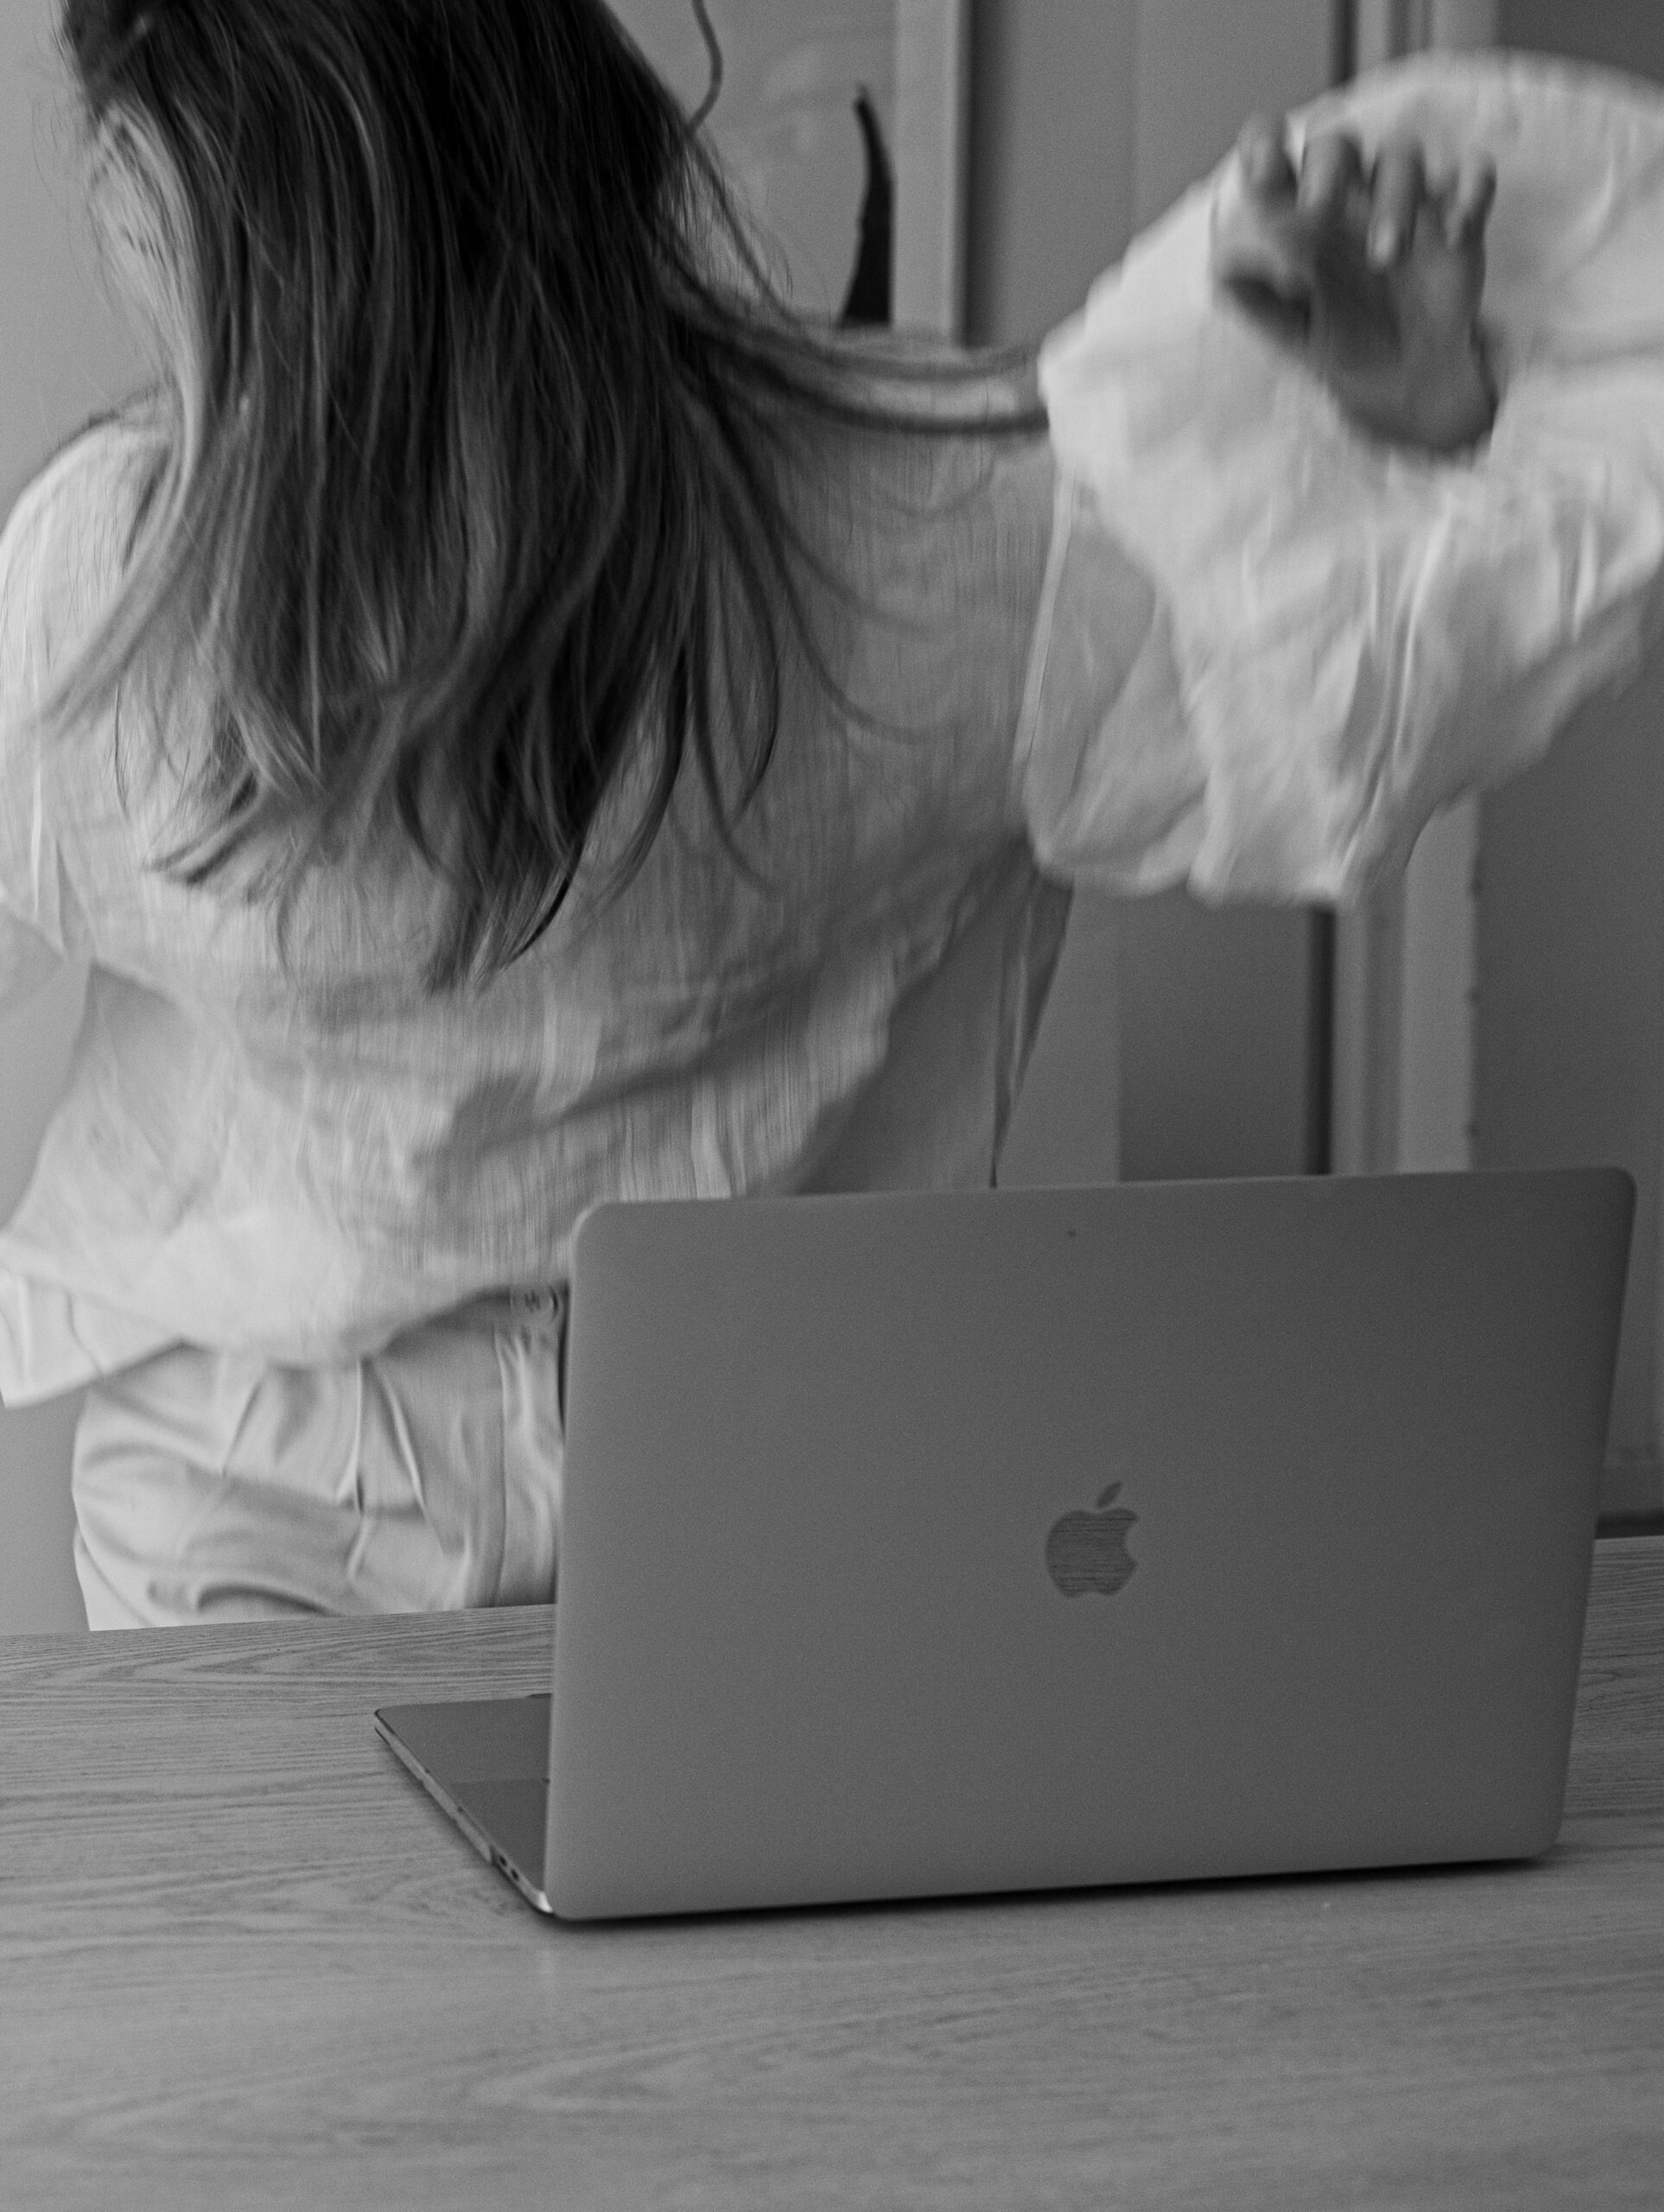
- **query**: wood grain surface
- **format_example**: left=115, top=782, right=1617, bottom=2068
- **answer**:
left=2, top=1539, right=1661, bottom=2212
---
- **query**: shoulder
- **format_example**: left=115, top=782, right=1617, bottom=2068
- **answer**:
left=2, top=409, right=150, bottom=575
left=1, top=407, right=163, bottom=697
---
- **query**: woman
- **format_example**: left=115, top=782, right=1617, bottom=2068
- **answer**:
left=0, top=0, right=1495, bottom=1625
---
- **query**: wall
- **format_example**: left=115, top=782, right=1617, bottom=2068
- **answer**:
left=1497, top=0, right=1664, bottom=83
left=1470, top=0, right=1664, bottom=1526
left=977, top=0, right=1340, bottom=1186
left=2, top=0, right=145, bottom=1632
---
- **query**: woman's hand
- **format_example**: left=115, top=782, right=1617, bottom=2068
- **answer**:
left=1211, top=115, right=1498, bottom=455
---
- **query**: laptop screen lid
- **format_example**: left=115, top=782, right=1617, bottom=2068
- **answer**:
left=538, top=1169, right=1631, bottom=1919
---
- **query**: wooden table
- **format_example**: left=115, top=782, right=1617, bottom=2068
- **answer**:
left=3, top=1537, right=1661, bottom=2211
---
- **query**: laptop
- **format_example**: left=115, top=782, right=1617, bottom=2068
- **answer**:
left=375, top=1167, right=1633, bottom=1920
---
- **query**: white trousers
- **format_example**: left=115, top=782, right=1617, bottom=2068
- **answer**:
left=71, top=1294, right=564, bottom=1630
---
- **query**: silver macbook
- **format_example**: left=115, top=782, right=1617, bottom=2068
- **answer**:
left=375, top=1168, right=1633, bottom=1919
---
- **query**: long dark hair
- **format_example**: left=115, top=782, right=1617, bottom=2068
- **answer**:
left=39, top=0, right=1044, bottom=988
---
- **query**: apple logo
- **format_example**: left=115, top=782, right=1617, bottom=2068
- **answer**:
left=1045, top=1484, right=1138, bottom=1597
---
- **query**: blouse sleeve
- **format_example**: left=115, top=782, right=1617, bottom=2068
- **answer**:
left=0, top=424, right=130, bottom=1001
left=1010, top=467, right=1206, bottom=895
left=1026, top=50, right=1664, bottom=907
left=0, top=466, right=67, bottom=1010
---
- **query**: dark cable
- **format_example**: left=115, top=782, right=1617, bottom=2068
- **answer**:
left=689, top=0, right=724, bottom=127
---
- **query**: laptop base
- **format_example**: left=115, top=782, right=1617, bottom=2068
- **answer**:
left=376, top=1697, right=554, bottom=1914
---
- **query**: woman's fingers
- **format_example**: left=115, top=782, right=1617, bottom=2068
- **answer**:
left=1235, top=113, right=1496, bottom=266
left=1218, top=117, right=1312, bottom=328
left=1297, top=130, right=1364, bottom=223
left=1444, top=152, right=1497, bottom=245
left=1368, top=138, right=1426, bottom=265
left=1236, top=113, right=1297, bottom=200
left=1423, top=151, right=1458, bottom=209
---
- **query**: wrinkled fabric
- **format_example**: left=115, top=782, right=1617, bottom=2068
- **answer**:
left=1038, top=50, right=1664, bottom=899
